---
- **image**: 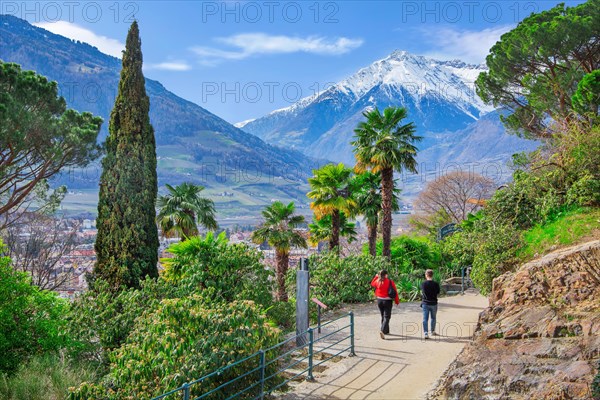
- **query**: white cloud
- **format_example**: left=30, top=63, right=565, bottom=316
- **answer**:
left=191, top=33, right=363, bottom=65
left=145, top=61, right=192, bottom=71
left=33, top=21, right=125, bottom=58
left=421, top=25, right=513, bottom=64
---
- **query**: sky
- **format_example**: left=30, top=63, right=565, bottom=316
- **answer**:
left=3, top=0, right=585, bottom=123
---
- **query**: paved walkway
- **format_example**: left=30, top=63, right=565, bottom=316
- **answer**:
left=282, top=291, right=487, bottom=399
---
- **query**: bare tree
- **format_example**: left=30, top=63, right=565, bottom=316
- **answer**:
left=412, top=172, right=496, bottom=230
left=1, top=212, right=80, bottom=290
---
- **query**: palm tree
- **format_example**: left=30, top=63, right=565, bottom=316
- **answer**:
left=349, top=171, right=400, bottom=256
left=351, top=107, right=421, bottom=258
left=252, top=201, right=307, bottom=302
left=307, top=163, right=355, bottom=254
left=308, top=212, right=357, bottom=247
left=157, top=183, right=217, bottom=240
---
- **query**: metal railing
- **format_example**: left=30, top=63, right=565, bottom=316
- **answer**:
left=152, top=312, right=355, bottom=400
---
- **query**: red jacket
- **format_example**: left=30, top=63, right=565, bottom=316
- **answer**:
left=371, top=276, right=399, bottom=304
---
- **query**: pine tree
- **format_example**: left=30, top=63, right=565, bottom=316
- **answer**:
left=93, top=21, right=159, bottom=289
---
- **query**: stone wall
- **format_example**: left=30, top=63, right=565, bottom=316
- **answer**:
left=431, top=240, right=600, bottom=400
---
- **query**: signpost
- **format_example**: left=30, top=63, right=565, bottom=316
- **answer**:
left=437, top=222, right=459, bottom=241
left=296, top=258, right=309, bottom=346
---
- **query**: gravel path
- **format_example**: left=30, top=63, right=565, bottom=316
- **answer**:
left=282, top=291, right=487, bottom=399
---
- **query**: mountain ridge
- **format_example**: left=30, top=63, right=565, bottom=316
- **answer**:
left=0, top=14, right=323, bottom=219
left=238, top=49, right=538, bottom=192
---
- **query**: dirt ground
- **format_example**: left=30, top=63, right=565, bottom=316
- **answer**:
left=282, top=291, right=488, bottom=400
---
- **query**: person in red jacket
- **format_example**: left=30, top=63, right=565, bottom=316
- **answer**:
left=370, top=269, right=400, bottom=339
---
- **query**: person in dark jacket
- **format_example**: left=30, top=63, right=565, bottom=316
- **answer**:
left=371, top=269, right=399, bottom=339
left=421, top=269, right=440, bottom=339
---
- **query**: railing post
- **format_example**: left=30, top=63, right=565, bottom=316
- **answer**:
left=182, top=382, right=190, bottom=400
left=349, top=312, right=356, bottom=356
left=258, top=350, right=265, bottom=399
left=307, top=328, right=314, bottom=381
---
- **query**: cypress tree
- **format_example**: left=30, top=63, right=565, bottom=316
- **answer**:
left=93, top=21, right=159, bottom=289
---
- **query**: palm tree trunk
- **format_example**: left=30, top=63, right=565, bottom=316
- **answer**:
left=330, top=209, right=340, bottom=253
left=381, top=167, right=394, bottom=258
left=275, top=250, right=289, bottom=302
left=367, top=221, right=378, bottom=256
left=181, top=209, right=198, bottom=240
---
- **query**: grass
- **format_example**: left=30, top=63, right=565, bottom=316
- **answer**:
left=519, top=207, right=600, bottom=260
left=0, top=353, right=101, bottom=400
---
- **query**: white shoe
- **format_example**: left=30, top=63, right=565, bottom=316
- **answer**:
left=424, top=333, right=429, bottom=340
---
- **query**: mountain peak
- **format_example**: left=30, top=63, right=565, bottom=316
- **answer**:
left=334, top=50, right=490, bottom=114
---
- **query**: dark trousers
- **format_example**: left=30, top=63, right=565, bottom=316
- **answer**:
left=377, top=299, right=393, bottom=334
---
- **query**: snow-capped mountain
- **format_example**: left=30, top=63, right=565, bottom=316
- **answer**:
left=239, top=50, right=524, bottom=167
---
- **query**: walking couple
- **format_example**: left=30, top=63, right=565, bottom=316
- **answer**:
left=371, top=269, right=440, bottom=340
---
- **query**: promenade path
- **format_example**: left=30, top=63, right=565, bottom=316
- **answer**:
left=282, top=291, right=487, bottom=400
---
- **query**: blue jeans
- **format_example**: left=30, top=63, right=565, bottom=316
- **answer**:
left=422, top=304, right=437, bottom=334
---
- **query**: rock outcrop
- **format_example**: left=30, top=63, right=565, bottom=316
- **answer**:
left=431, top=240, right=600, bottom=400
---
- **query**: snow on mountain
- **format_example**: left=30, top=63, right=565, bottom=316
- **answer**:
left=233, top=118, right=256, bottom=128
left=240, top=50, right=492, bottom=130
left=238, top=49, right=537, bottom=196
left=239, top=50, right=497, bottom=158
left=337, top=50, right=492, bottom=115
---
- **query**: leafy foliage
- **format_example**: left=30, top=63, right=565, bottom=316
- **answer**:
left=162, top=233, right=274, bottom=308
left=0, top=245, right=68, bottom=374
left=566, top=174, right=600, bottom=206
left=476, top=1, right=600, bottom=138
left=484, top=172, right=541, bottom=230
left=69, top=296, right=281, bottom=399
left=157, top=182, right=217, bottom=239
left=0, top=61, right=102, bottom=225
left=293, top=252, right=392, bottom=309
left=572, top=69, right=600, bottom=118
left=94, top=21, right=159, bottom=290
left=386, top=236, right=440, bottom=274
left=69, top=232, right=285, bottom=398
left=469, top=223, right=523, bottom=295
left=307, top=163, right=355, bottom=252
left=66, top=278, right=173, bottom=363
left=308, top=212, right=356, bottom=245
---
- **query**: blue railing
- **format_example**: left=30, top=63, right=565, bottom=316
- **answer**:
left=152, top=312, right=355, bottom=400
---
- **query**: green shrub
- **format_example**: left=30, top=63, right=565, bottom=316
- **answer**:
left=485, top=172, right=541, bottom=229
left=69, top=233, right=277, bottom=365
left=566, top=174, right=600, bottom=206
left=69, top=295, right=281, bottom=399
left=66, top=278, right=173, bottom=363
left=291, top=253, right=391, bottom=309
left=440, top=230, right=476, bottom=275
left=265, top=299, right=296, bottom=331
left=470, top=224, right=523, bottom=295
left=162, top=233, right=274, bottom=308
left=0, top=247, right=68, bottom=374
left=387, top=236, right=440, bottom=273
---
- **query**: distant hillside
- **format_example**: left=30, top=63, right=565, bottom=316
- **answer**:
left=0, top=15, right=322, bottom=218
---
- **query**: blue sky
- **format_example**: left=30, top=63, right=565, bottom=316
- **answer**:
left=5, top=0, right=585, bottom=123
